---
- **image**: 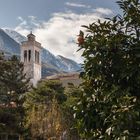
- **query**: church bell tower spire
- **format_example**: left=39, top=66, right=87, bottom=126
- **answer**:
left=21, top=32, right=42, bottom=86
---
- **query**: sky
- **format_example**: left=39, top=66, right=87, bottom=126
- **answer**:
left=0, top=0, right=121, bottom=63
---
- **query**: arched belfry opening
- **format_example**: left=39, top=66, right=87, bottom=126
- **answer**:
left=21, top=32, right=42, bottom=86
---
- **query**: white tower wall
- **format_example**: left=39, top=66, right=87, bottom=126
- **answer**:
left=21, top=32, right=42, bottom=86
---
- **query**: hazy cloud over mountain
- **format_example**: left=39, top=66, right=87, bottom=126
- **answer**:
left=15, top=8, right=113, bottom=63
left=0, top=0, right=119, bottom=63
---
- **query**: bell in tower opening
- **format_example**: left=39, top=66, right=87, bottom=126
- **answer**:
left=21, top=32, right=42, bottom=86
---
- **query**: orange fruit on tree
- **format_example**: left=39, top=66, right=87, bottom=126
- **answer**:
left=77, top=35, right=84, bottom=45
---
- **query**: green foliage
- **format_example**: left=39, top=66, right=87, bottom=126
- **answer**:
left=62, top=84, right=82, bottom=140
left=24, top=80, right=67, bottom=139
left=25, top=80, right=66, bottom=106
left=24, top=80, right=82, bottom=139
left=0, top=55, right=30, bottom=135
left=64, top=83, right=82, bottom=107
left=74, top=0, right=140, bottom=139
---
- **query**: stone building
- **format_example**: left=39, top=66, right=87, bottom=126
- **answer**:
left=46, top=72, right=82, bottom=87
left=21, top=32, right=42, bottom=86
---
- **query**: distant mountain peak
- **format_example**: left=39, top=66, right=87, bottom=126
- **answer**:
left=2, top=28, right=27, bottom=44
left=1, top=28, right=82, bottom=77
left=0, top=28, right=20, bottom=56
left=57, top=55, right=81, bottom=72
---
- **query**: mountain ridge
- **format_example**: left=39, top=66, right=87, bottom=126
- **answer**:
left=0, top=28, right=81, bottom=77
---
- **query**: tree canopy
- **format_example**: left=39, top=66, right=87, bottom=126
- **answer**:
left=0, top=55, right=30, bottom=138
left=75, top=0, right=140, bottom=139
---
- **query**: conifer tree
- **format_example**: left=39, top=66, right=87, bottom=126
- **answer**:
left=0, top=55, right=30, bottom=138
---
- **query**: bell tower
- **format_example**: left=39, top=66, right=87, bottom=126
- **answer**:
left=21, top=32, right=42, bottom=86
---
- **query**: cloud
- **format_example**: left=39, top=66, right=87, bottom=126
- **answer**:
left=65, top=2, right=91, bottom=8
left=28, top=16, right=36, bottom=21
left=94, top=8, right=113, bottom=15
left=16, top=16, right=41, bottom=31
left=15, top=9, right=112, bottom=63
left=17, top=16, right=24, bottom=21
left=17, top=16, right=27, bottom=26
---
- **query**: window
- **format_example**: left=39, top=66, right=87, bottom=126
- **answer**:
left=37, top=51, right=39, bottom=63
left=35, top=50, right=39, bottom=63
left=35, top=50, right=37, bottom=63
left=24, top=50, right=27, bottom=62
left=28, top=50, right=31, bottom=62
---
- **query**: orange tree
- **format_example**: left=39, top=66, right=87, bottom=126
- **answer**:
left=74, top=0, right=140, bottom=139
